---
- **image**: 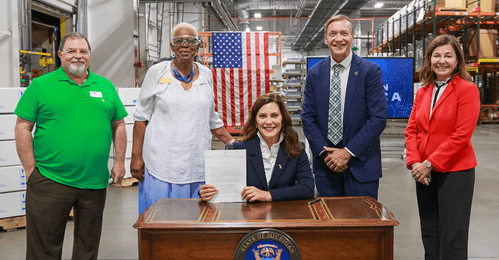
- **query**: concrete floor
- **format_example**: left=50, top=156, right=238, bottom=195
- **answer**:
left=1, top=122, right=498, bottom=259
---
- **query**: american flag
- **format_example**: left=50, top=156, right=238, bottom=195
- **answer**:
left=212, top=32, right=269, bottom=128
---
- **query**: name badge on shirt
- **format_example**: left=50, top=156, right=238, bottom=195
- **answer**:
left=159, top=78, right=172, bottom=84
left=90, top=91, right=103, bottom=98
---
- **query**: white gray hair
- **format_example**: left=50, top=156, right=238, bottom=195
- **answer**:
left=171, top=23, right=198, bottom=37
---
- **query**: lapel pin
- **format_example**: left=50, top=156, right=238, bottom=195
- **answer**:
left=279, top=164, right=282, bottom=169
left=354, top=71, right=358, bottom=75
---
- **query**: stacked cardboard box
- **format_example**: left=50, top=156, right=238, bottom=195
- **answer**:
left=445, top=0, right=467, bottom=9
left=0, top=88, right=27, bottom=219
left=468, top=29, right=498, bottom=58
left=108, top=88, right=141, bottom=180
left=467, top=0, right=495, bottom=12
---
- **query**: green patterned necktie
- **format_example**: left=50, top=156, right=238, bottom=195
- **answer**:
left=327, top=64, right=343, bottom=145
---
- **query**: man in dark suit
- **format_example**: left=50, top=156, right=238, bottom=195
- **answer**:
left=301, top=15, right=387, bottom=200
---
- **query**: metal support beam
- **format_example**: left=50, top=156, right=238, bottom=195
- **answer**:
left=201, top=1, right=238, bottom=31
left=292, top=0, right=369, bottom=51
left=76, top=0, right=87, bottom=36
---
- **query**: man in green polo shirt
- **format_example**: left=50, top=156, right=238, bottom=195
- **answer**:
left=14, top=32, right=127, bottom=260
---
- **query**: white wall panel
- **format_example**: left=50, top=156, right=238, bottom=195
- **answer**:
left=0, top=0, right=20, bottom=88
left=88, top=0, right=135, bottom=88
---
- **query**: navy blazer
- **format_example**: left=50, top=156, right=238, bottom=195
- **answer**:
left=233, top=137, right=314, bottom=201
left=301, top=54, right=387, bottom=182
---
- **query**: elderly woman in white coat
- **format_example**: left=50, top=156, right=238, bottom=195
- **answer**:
left=130, top=23, right=234, bottom=213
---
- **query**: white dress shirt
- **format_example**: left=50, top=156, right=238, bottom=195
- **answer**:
left=257, top=132, right=284, bottom=187
left=329, top=52, right=355, bottom=157
left=430, top=77, right=451, bottom=118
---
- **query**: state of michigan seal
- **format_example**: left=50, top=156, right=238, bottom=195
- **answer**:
left=234, top=228, right=301, bottom=260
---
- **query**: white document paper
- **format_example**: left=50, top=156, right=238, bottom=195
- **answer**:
left=205, top=150, right=246, bottom=203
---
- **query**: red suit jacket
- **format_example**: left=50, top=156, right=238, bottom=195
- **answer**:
left=405, top=75, right=480, bottom=172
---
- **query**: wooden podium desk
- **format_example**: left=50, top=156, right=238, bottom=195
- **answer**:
left=133, top=197, right=399, bottom=260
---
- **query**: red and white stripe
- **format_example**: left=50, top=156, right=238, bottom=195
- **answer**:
left=213, top=32, right=269, bottom=128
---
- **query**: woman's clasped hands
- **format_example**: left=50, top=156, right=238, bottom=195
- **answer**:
left=199, top=184, right=272, bottom=202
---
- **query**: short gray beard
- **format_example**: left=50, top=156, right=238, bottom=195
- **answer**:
left=69, top=63, right=85, bottom=75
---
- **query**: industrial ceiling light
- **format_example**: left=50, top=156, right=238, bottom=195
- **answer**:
left=374, top=2, right=384, bottom=8
left=254, top=13, right=262, bottom=18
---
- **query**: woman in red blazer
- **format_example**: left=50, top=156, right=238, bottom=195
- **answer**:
left=405, top=34, right=480, bottom=260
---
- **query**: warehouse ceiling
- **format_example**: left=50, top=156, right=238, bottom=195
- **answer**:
left=222, top=0, right=414, bottom=51
left=141, top=0, right=413, bottom=51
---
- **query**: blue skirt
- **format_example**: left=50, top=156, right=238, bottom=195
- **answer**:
left=138, top=168, right=203, bottom=214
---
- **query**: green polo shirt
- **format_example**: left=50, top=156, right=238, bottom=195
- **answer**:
left=14, top=67, right=127, bottom=189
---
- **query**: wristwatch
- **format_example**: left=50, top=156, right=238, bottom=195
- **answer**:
left=426, top=160, right=432, bottom=169
left=319, top=150, right=327, bottom=159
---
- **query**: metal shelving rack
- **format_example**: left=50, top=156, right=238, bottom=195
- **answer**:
left=370, top=0, right=499, bottom=109
left=282, top=58, right=306, bottom=125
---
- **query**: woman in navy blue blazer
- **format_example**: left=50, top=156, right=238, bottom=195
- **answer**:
left=200, top=93, right=314, bottom=202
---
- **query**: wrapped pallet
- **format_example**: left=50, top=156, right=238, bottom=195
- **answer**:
left=467, top=0, right=495, bottom=12
left=467, top=29, right=498, bottom=58
left=444, top=0, right=467, bottom=10
left=407, top=0, right=416, bottom=29
left=387, top=18, right=394, bottom=41
left=416, top=0, right=429, bottom=24
left=392, top=11, right=400, bottom=39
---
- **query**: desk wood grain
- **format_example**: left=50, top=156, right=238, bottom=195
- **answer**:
left=134, top=197, right=399, bottom=260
